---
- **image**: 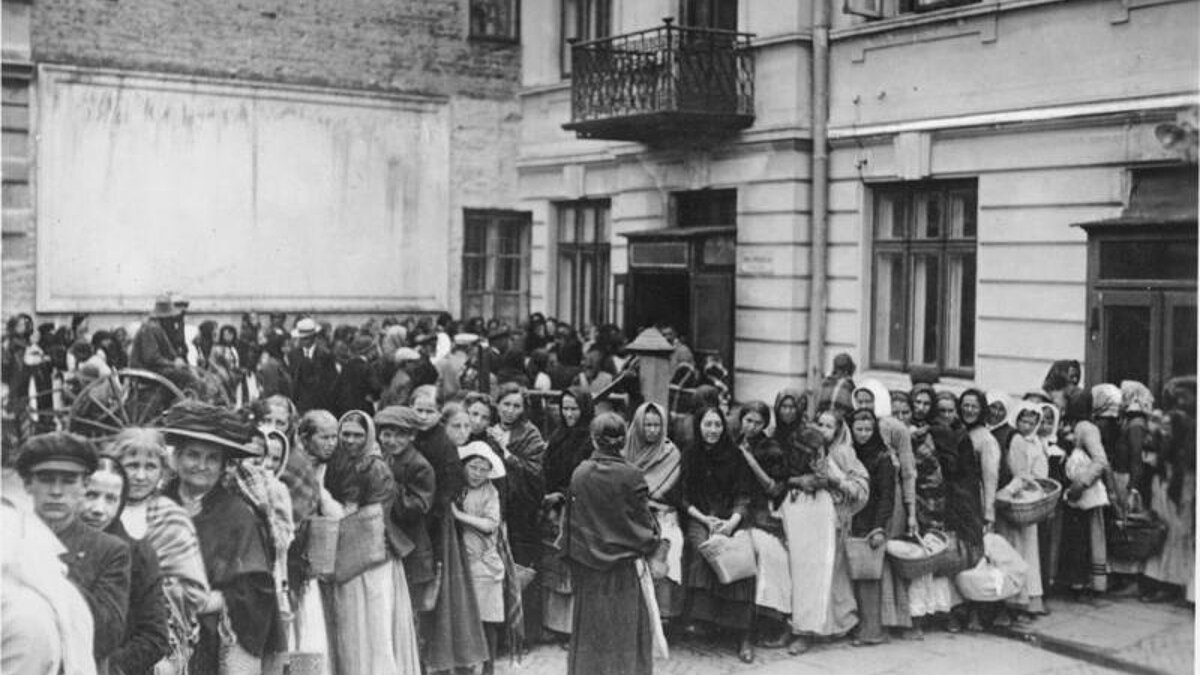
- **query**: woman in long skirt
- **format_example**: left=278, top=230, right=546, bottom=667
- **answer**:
left=1058, top=388, right=1111, bottom=596
left=780, top=412, right=868, bottom=654
left=564, top=412, right=660, bottom=675
left=995, top=403, right=1048, bottom=618
left=1141, top=410, right=1195, bottom=603
left=324, top=411, right=421, bottom=675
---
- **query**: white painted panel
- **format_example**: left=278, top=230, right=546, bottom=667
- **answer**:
left=979, top=167, right=1125, bottom=207
left=735, top=372, right=813, bottom=404
left=979, top=242, right=1087, bottom=283
left=738, top=213, right=811, bottom=243
left=737, top=243, right=809, bottom=278
left=584, top=163, right=617, bottom=196
left=736, top=308, right=809, bottom=343
left=521, top=0, right=563, bottom=87
left=827, top=309, right=864, bottom=350
left=978, top=205, right=1117, bottom=244
left=743, top=180, right=808, bottom=213
left=710, top=147, right=806, bottom=187
left=738, top=276, right=806, bottom=309
left=37, top=66, right=450, bottom=313
left=829, top=179, right=864, bottom=213
left=744, top=1, right=804, bottom=37
left=754, top=47, right=810, bottom=129
left=736, top=340, right=805, bottom=375
left=978, top=280, right=1086, bottom=322
left=828, top=243, right=863, bottom=279
left=975, top=355, right=1085, bottom=395
left=827, top=277, right=863, bottom=311
left=614, top=188, right=666, bottom=221
left=975, top=317, right=1086, bottom=362
left=829, top=211, right=865, bottom=244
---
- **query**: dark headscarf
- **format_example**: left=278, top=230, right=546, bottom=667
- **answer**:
left=1063, top=387, right=1094, bottom=425
left=544, top=387, right=596, bottom=494
left=958, top=389, right=989, bottom=429
left=772, top=388, right=808, bottom=445
left=849, top=408, right=887, bottom=463
left=683, top=406, right=750, bottom=514
left=910, top=383, right=936, bottom=425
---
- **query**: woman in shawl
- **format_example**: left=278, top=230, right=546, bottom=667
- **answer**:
left=987, top=391, right=1018, bottom=490
left=1037, top=404, right=1067, bottom=596
left=1119, top=380, right=1154, bottom=508
left=539, top=387, right=596, bottom=637
left=929, top=404, right=984, bottom=632
left=848, top=408, right=896, bottom=646
left=958, top=389, right=1001, bottom=629
left=996, top=402, right=1049, bottom=619
left=772, top=389, right=808, bottom=450
left=624, top=402, right=685, bottom=622
left=411, top=386, right=489, bottom=672
left=322, top=410, right=421, bottom=675
left=1141, top=409, right=1195, bottom=603
left=564, top=412, right=660, bottom=675
left=681, top=406, right=758, bottom=663
left=851, top=380, right=915, bottom=633
left=161, top=401, right=286, bottom=675
left=781, top=410, right=869, bottom=654
left=732, top=400, right=792, bottom=647
left=109, top=428, right=210, bottom=673
left=80, top=457, right=170, bottom=674
left=1058, top=388, right=1111, bottom=595
left=487, top=383, right=548, bottom=639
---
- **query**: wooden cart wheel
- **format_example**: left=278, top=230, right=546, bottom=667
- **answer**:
left=68, top=368, right=186, bottom=439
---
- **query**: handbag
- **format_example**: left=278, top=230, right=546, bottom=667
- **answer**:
left=697, top=529, right=756, bottom=584
left=333, top=503, right=388, bottom=583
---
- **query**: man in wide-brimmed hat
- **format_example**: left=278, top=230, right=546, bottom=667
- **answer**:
left=130, top=294, right=185, bottom=375
left=17, top=431, right=132, bottom=663
left=160, top=400, right=286, bottom=673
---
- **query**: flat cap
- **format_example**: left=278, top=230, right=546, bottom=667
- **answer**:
left=17, top=432, right=99, bottom=477
left=374, top=406, right=423, bottom=431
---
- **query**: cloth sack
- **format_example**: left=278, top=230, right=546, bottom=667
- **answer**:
left=698, top=529, right=756, bottom=584
left=953, top=533, right=1028, bottom=602
left=333, top=503, right=387, bottom=583
left=1065, top=448, right=1110, bottom=510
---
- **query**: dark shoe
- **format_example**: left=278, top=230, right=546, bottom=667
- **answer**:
left=966, top=612, right=984, bottom=632
left=787, top=636, right=810, bottom=656
left=738, top=637, right=755, bottom=664
left=993, top=610, right=1013, bottom=628
left=946, top=614, right=962, bottom=633
left=758, top=630, right=791, bottom=649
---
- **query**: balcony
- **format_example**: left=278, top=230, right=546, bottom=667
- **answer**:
left=562, top=20, right=755, bottom=143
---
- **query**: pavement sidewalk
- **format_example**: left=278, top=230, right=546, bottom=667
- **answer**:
left=993, top=592, right=1195, bottom=675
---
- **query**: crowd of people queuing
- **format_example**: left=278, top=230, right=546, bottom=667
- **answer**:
left=1, top=295, right=1195, bottom=675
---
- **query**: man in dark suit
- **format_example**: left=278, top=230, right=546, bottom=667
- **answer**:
left=289, top=318, right=337, bottom=414
left=18, top=432, right=131, bottom=665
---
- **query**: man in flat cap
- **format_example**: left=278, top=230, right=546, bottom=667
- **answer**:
left=18, top=432, right=131, bottom=665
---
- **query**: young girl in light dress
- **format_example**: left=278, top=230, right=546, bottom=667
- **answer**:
left=452, top=440, right=508, bottom=675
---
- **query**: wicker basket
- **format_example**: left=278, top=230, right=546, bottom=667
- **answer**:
left=886, top=531, right=951, bottom=580
left=1107, top=513, right=1168, bottom=562
left=996, top=478, right=1062, bottom=526
left=845, top=535, right=886, bottom=580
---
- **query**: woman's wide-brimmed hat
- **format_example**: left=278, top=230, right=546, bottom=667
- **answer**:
left=162, top=400, right=260, bottom=458
left=459, top=440, right=506, bottom=479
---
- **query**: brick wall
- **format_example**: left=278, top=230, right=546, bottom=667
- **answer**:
left=4, top=0, right=522, bottom=320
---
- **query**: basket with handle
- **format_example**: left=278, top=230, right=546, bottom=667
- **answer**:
left=1107, top=511, right=1168, bottom=561
left=996, top=477, right=1062, bottom=526
left=886, top=531, right=951, bottom=580
left=845, top=529, right=886, bottom=580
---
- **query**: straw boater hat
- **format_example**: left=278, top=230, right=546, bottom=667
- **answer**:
left=162, top=400, right=260, bottom=458
left=458, top=440, right=506, bottom=479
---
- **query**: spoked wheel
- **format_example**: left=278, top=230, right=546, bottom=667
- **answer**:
left=68, top=368, right=185, bottom=440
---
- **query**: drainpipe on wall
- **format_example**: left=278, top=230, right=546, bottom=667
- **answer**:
left=807, top=0, right=832, bottom=405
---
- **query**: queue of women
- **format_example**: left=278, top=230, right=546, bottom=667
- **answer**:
left=3, top=343, right=1195, bottom=675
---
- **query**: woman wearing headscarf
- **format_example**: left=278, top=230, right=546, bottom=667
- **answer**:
left=848, top=408, right=896, bottom=646
left=1058, top=388, right=1110, bottom=595
left=851, top=380, right=915, bottom=633
left=733, top=401, right=792, bottom=647
left=987, top=391, right=1018, bottom=491
left=1109, top=381, right=1155, bottom=583
left=623, top=401, right=685, bottom=621
left=995, top=402, right=1049, bottom=620
left=538, top=387, right=596, bottom=637
left=958, top=389, right=1001, bottom=629
left=781, top=410, right=868, bottom=654
left=771, top=388, right=808, bottom=450
left=80, top=457, right=170, bottom=675
left=1037, top=404, right=1067, bottom=595
left=108, top=428, right=210, bottom=672
left=161, top=401, right=286, bottom=674
left=563, top=412, right=660, bottom=675
left=1141, top=409, right=1195, bottom=603
left=1092, top=384, right=1124, bottom=476
left=681, top=406, right=758, bottom=663
left=928, top=405, right=984, bottom=632
left=322, top=410, right=421, bottom=675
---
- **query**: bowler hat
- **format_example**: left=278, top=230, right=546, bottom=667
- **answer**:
left=17, top=432, right=99, bottom=478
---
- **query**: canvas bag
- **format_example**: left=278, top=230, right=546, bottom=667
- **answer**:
left=333, top=502, right=388, bottom=583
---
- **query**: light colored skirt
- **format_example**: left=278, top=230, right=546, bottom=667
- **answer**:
left=749, top=527, right=791, bottom=616
left=330, top=559, right=421, bottom=675
left=1143, top=474, right=1196, bottom=601
left=997, top=519, right=1043, bottom=608
left=780, top=491, right=858, bottom=636
left=907, top=574, right=960, bottom=617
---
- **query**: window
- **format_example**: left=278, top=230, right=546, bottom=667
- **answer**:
left=557, top=200, right=611, bottom=329
left=561, top=0, right=612, bottom=77
left=844, top=0, right=979, bottom=20
left=462, top=210, right=531, bottom=327
left=680, top=0, right=738, bottom=29
left=673, top=188, right=737, bottom=228
left=469, top=0, right=518, bottom=41
left=870, top=181, right=977, bottom=377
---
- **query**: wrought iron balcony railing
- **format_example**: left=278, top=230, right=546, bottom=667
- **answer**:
left=563, top=19, right=755, bottom=143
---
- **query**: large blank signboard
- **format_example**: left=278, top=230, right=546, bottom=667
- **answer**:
left=36, top=65, right=451, bottom=313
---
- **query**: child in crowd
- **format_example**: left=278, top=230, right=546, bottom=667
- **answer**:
left=452, top=441, right=508, bottom=675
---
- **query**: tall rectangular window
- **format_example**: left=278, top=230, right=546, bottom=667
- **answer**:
left=680, top=0, right=738, bottom=29
left=871, top=181, right=977, bottom=377
left=469, top=0, right=519, bottom=41
left=557, top=200, right=611, bottom=330
left=561, top=0, right=612, bottom=77
left=462, top=210, right=531, bottom=327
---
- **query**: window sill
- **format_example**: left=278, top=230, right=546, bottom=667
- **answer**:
left=468, top=34, right=520, bottom=45
left=860, top=368, right=978, bottom=394
left=830, top=0, right=1069, bottom=41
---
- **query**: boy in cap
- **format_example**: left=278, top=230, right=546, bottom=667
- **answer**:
left=375, top=406, right=437, bottom=609
left=18, top=432, right=132, bottom=664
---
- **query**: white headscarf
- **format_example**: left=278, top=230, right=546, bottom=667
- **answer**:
left=852, top=378, right=892, bottom=418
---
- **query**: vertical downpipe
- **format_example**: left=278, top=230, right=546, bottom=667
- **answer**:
left=807, top=0, right=832, bottom=404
